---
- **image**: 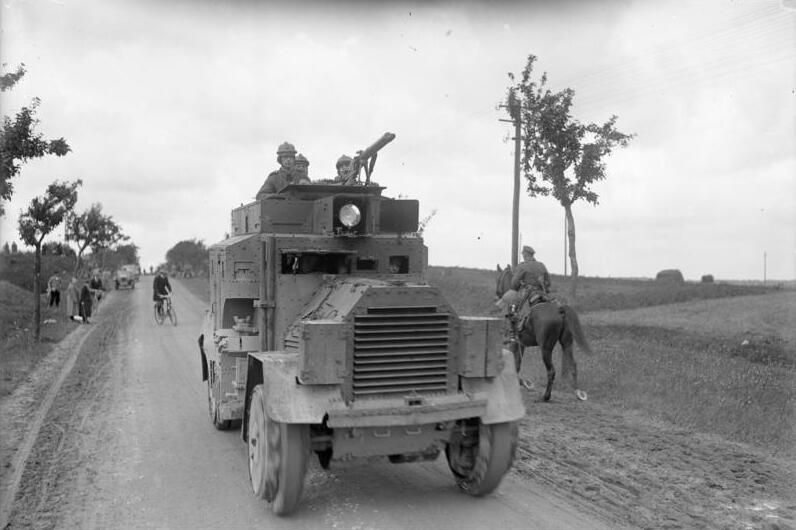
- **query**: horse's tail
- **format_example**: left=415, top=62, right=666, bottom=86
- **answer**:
left=562, top=305, right=592, bottom=355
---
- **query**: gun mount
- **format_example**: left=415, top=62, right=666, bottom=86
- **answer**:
left=344, top=132, right=396, bottom=185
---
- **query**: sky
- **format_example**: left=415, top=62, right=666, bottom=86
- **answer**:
left=1, top=0, right=794, bottom=281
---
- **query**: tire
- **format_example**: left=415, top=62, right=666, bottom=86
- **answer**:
left=445, top=419, right=518, bottom=496
left=168, top=305, right=178, bottom=326
left=207, top=366, right=231, bottom=430
left=154, top=304, right=164, bottom=325
left=247, top=385, right=309, bottom=515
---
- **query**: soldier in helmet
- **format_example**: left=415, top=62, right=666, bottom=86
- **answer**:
left=294, top=154, right=312, bottom=184
left=256, top=141, right=300, bottom=198
left=511, top=245, right=551, bottom=306
left=333, top=154, right=354, bottom=184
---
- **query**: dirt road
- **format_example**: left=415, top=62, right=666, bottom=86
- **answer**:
left=1, top=282, right=612, bottom=529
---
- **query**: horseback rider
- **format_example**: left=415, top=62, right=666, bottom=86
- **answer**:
left=511, top=246, right=552, bottom=308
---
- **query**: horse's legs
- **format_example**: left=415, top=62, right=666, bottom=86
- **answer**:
left=541, top=347, right=555, bottom=401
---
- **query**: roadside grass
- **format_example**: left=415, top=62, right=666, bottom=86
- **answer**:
left=576, top=324, right=795, bottom=457
left=0, top=281, right=79, bottom=398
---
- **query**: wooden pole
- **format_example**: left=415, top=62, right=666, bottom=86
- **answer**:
left=511, top=94, right=521, bottom=268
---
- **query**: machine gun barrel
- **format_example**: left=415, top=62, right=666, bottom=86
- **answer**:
left=356, top=132, right=396, bottom=161
left=347, top=132, right=396, bottom=185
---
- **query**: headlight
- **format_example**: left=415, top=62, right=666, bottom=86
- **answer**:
left=339, top=204, right=361, bottom=228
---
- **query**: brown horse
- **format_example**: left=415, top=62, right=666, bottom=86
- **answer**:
left=496, top=264, right=591, bottom=402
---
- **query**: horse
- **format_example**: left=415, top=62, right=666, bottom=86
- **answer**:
left=495, top=264, right=591, bottom=402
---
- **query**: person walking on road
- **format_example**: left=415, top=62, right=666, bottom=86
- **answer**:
left=66, top=276, right=80, bottom=321
left=47, top=271, right=63, bottom=308
left=79, top=279, right=93, bottom=324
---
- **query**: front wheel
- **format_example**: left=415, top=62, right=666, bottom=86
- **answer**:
left=168, top=304, right=178, bottom=326
left=207, top=366, right=231, bottom=430
left=153, top=303, right=164, bottom=325
left=247, top=385, right=309, bottom=515
left=446, top=419, right=518, bottom=496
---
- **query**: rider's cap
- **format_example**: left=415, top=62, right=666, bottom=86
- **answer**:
left=522, top=245, right=535, bottom=255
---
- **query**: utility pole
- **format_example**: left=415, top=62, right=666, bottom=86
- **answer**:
left=499, top=90, right=522, bottom=268
left=763, top=251, right=767, bottom=284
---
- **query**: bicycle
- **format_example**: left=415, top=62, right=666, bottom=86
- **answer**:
left=154, top=293, right=178, bottom=326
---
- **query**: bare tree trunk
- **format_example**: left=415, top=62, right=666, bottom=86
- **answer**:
left=565, top=204, right=579, bottom=300
left=34, top=243, right=42, bottom=341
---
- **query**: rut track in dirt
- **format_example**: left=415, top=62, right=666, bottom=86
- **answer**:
left=2, top=294, right=131, bottom=530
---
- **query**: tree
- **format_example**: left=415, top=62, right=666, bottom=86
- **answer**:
left=166, top=239, right=208, bottom=275
left=96, top=243, right=139, bottom=272
left=18, top=179, right=81, bottom=340
left=506, top=55, right=634, bottom=297
left=65, top=203, right=127, bottom=273
left=1, top=63, right=71, bottom=216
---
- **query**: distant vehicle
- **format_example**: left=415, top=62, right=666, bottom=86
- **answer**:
left=120, top=264, right=141, bottom=282
left=115, top=268, right=135, bottom=290
left=198, top=133, right=525, bottom=515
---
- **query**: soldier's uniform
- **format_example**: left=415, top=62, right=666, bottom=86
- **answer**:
left=511, top=246, right=551, bottom=303
left=256, top=141, right=300, bottom=199
left=257, top=167, right=301, bottom=198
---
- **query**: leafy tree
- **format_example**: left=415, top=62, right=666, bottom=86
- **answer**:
left=18, top=179, right=81, bottom=340
left=507, top=55, right=634, bottom=297
left=95, top=243, right=139, bottom=272
left=65, top=203, right=127, bottom=273
left=166, top=239, right=208, bottom=275
left=1, top=63, right=71, bottom=216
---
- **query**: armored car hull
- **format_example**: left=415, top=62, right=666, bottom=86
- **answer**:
left=198, top=161, right=524, bottom=515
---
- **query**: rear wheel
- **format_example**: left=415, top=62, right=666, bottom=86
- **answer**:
left=446, top=419, right=518, bottom=496
left=247, top=385, right=309, bottom=515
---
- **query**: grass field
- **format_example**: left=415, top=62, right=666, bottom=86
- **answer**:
left=0, top=281, right=79, bottom=398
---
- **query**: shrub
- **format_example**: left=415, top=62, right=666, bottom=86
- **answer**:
left=655, top=269, right=684, bottom=283
left=701, top=274, right=714, bottom=283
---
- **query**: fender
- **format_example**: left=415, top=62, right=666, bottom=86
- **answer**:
left=198, top=334, right=208, bottom=381
left=460, top=349, right=525, bottom=424
left=243, top=352, right=343, bottom=426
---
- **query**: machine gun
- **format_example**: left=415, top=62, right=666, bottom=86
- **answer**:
left=343, top=132, right=396, bottom=186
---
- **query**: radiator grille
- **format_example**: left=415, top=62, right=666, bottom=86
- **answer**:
left=353, top=306, right=450, bottom=398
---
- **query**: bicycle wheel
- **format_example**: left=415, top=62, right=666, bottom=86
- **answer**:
left=168, top=305, right=178, bottom=326
left=154, top=304, right=164, bottom=325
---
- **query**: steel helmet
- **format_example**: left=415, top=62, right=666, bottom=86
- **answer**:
left=336, top=154, right=353, bottom=168
left=276, top=142, right=297, bottom=157
left=295, top=153, right=309, bottom=166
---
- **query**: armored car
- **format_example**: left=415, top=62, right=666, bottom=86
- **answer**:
left=198, top=134, right=525, bottom=515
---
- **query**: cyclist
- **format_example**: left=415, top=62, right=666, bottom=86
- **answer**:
left=152, top=269, right=172, bottom=316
